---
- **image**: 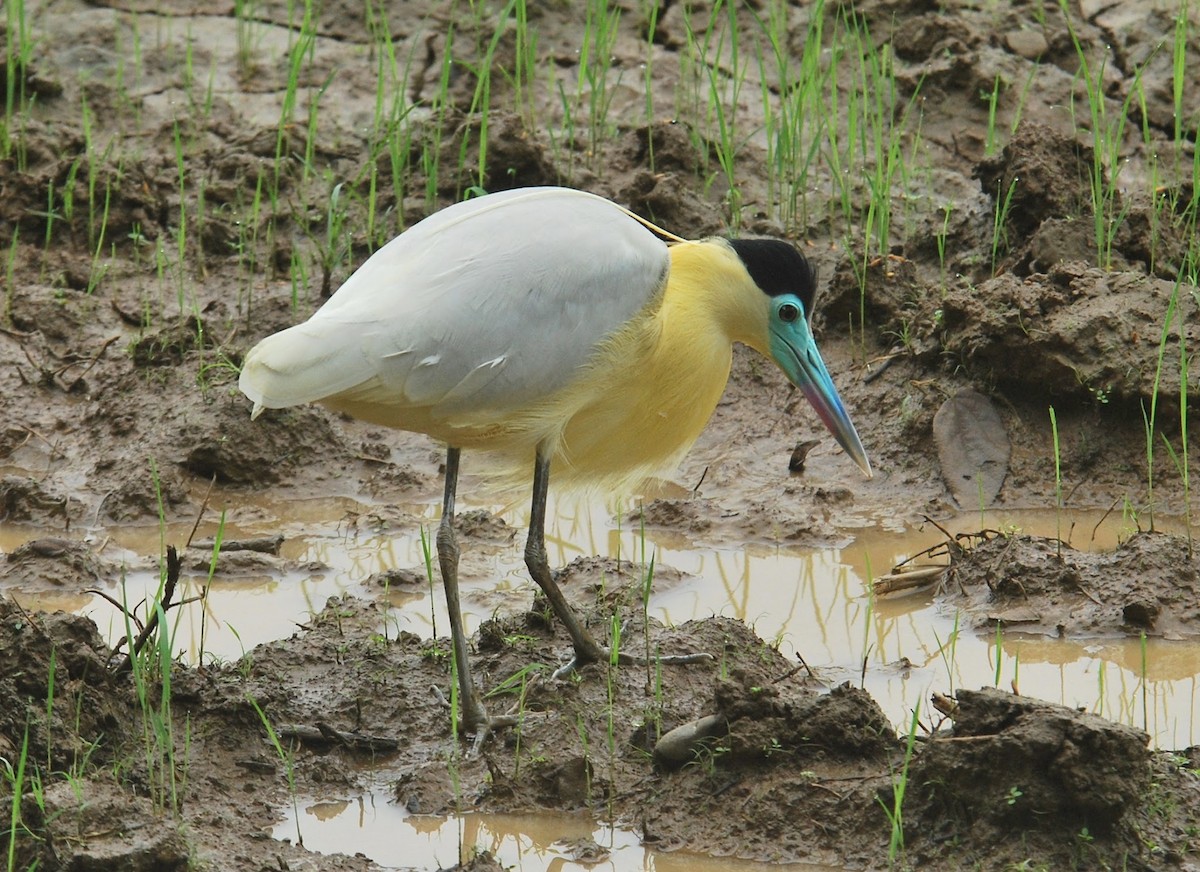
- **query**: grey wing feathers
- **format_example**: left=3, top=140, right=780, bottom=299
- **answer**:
left=238, top=188, right=670, bottom=422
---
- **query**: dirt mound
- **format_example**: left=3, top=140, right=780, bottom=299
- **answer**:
left=931, top=261, right=1198, bottom=407
left=2, top=583, right=1198, bottom=870
left=1, top=536, right=122, bottom=590
left=904, top=688, right=1179, bottom=870
left=0, top=596, right=122, bottom=773
left=917, top=687, right=1150, bottom=832
left=941, top=531, right=1200, bottom=639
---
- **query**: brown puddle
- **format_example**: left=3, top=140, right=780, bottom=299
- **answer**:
left=5, top=491, right=1198, bottom=869
left=275, top=793, right=838, bottom=871
left=4, top=493, right=1196, bottom=749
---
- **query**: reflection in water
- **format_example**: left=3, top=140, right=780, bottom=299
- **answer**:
left=5, top=492, right=1199, bottom=868
left=1, top=496, right=1197, bottom=749
left=276, top=792, right=832, bottom=872
left=306, top=799, right=351, bottom=822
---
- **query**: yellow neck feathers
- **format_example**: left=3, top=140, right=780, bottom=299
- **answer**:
left=660, top=240, right=772, bottom=356
left=542, top=239, right=769, bottom=491
left=456, top=238, right=772, bottom=494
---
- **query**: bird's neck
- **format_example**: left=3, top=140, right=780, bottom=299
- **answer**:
left=544, top=240, right=751, bottom=489
left=661, top=241, right=770, bottom=354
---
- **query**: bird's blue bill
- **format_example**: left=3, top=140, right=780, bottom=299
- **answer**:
left=769, top=301, right=873, bottom=478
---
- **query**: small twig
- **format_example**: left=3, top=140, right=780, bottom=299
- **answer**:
left=58, top=335, right=119, bottom=392
left=86, top=589, right=147, bottom=639
left=190, top=535, right=283, bottom=555
left=353, top=453, right=392, bottom=465
left=863, top=350, right=902, bottom=384
left=921, top=514, right=958, bottom=544
left=5, top=595, right=39, bottom=629
left=873, top=565, right=948, bottom=595
left=324, top=721, right=398, bottom=753
left=114, top=545, right=182, bottom=676
left=17, top=423, right=59, bottom=454
left=774, top=650, right=822, bottom=685
left=708, top=775, right=743, bottom=798
left=810, top=781, right=849, bottom=799
left=4, top=429, right=32, bottom=455
left=889, top=538, right=960, bottom=572
left=92, top=491, right=117, bottom=528
left=1091, top=495, right=1123, bottom=543
left=185, top=475, right=217, bottom=549
left=275, top=722, right=400, bottom=754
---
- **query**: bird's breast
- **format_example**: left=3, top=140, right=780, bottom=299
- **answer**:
left=546, top=296, right=735, bottom=491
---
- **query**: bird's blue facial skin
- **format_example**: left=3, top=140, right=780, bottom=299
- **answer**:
left=767, top=294, right=872, bottom=476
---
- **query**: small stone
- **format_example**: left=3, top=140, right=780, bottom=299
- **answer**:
left=1006, top=29, right=1048, bottom=59
left=653, top=714, right=726, bottom=769
left=788, top=439, right=821, bottom=473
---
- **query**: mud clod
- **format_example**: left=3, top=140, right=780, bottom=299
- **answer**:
left=915, top=687, right=1150, bottom=832
left=3, top=537, right=110, bottom=588
left=20, top=781, right=191, bottom=872
left=0, top=475, right=71, bottom=523
left=947, top=533, right=1200, bottom=638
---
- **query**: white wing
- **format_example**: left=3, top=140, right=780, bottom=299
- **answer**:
left=239, top=187, right=670, bottom=426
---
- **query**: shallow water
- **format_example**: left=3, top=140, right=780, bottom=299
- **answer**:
left=5, top=494, right=1198, bottom=869
left=13, top=496, right=1195, bottom=742
left=275, top=798, right=837, bottom=871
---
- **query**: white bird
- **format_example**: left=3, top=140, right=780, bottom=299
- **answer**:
left=240, top=186, right=871, bottom=739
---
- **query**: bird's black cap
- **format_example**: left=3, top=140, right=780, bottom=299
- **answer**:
left=728, top=238, right=818, bottom=318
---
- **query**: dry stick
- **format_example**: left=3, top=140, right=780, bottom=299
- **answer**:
left=58, top=335, right=119, bottom=392
left=16, top=423, right=59, bottom=455
left=1064, top=480, right=1086, bottom=505
left=874, top=527, right=1006, bottom=596
left=863, top=349, right=902, bottom=384
left=87, top=588, right=146, bottom=640
left=354, top=452, right=392, bottom=465
left=114, top=545, right=182, bottom=676
left=185, top=475, right=217, bottom=550
left=185, top=480, right=223, bottom=667
left=1091, top=495, right=1124, bottom=543
left=273, top=722, right=400, bottom=753
left=774, top=650, right=822, bottom=685
left=873, top=565, right=949, bottom=595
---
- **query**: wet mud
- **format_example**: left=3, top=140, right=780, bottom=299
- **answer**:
left=2, top=0, right=1199, bottom=870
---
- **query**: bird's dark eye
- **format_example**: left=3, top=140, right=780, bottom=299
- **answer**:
left=778, top=303, right=801, bottom=323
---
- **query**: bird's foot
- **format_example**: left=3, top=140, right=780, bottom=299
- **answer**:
left=550, top=648, right=714, bottom=681
left=430, top=680, right=543, bottom=756
left=466, top=712, right=520, bottom=757
left=466, top=702, right=554, bottom=756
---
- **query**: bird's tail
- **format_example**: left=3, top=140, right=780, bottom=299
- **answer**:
left=239, top=322, right=369, bottom=415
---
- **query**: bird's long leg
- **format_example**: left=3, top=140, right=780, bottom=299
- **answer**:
left=525, top=447, right=610, bottom=668
left=436, top=447, right=492, bottom=737
left=525, top=445, right=713, bottom=678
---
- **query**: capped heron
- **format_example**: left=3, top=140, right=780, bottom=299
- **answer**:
left=239, top=186, right=871, bottom=738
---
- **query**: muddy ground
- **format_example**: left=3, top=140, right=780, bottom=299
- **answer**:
left=2, top=0, right=1200, bottom=869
